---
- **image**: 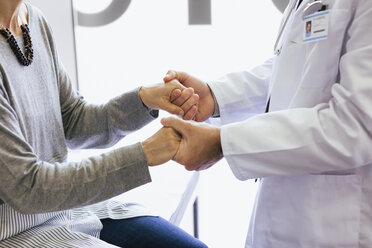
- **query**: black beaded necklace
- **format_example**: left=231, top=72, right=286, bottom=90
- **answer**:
left=0, top=24, right=33, bottom=66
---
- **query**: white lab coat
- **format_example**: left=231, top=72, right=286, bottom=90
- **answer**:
left=208, top=0, right=372, bottom=247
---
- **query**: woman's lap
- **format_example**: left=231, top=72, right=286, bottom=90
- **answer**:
left=100, top=216, right=208, bottom=248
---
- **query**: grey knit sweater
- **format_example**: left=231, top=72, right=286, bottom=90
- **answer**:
left=0, top=3, right=156, bottom=214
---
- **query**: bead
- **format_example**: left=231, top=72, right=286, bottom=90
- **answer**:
left=0, top=24, right=34, bottom=66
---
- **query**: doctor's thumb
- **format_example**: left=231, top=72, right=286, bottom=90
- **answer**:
left=170, top=88, right=182, bottom=102
left=161, top=117, right=189, bottom=136
left=164, top=70, right=177, bottom=82
left=164, top=70, right=188, bottom=84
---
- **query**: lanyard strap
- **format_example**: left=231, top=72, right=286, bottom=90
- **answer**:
left=297, top=0, right=304, bottom=9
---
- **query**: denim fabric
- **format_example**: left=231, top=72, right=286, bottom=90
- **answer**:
left=100, top=216, right=208, bottom=248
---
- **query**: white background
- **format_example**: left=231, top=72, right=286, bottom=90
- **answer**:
left=28, top=0, right=78, bottom=88
left=71, top=1, right=282, bottom=247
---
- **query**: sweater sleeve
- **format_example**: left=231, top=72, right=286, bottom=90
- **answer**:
left=58, top=62, right=157, bottom=148
left=0, top=88, right=151, bottom=214
left=58, top=71, right=157, bottom=149
left=40, top=13, right=157, bottom=149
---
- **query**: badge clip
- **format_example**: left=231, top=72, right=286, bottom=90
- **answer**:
left=302, top=0, right=324, bottom=19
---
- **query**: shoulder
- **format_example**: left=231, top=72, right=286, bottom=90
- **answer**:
left=24, top=2, right=59, bottom=59
left=25, top=2, right=48, bottom=24
left=24, top=2, right=55, bottom=39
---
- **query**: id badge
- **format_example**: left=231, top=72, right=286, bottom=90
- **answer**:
left=303, top=10, right=329, bottom=43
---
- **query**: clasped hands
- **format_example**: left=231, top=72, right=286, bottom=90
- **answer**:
left=140, top=71, right=223, bottom=171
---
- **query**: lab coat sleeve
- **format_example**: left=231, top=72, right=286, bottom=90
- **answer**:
left=207, top=57, right=273, bottom=125
left=221, top=1, right=372, bottom=180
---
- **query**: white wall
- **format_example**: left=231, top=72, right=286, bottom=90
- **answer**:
left=27, top=0, right=78, bottom=89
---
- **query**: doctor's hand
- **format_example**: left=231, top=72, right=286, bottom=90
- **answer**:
left=161, top=116, right=223, bottom=171
left=141, top=127, right=181, bottom=166
left=164, top=71, right=215, bottom=122
left=139, top=79, right=199, bottom=117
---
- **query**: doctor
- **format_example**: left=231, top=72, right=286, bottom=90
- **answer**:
left=162, top=0, right=372, bottom=247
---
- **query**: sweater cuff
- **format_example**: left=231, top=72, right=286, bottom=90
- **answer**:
left=108, top=88, right=158, bottom=134
left=132, top=87, right=159, bottom=119
left=110, top=142, right=152, bottom=192
left=138, top=92, right=159, bottom=118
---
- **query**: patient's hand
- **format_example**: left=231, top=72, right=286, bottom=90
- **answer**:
left=141, top=127, right=181, bottom=166
left=139, top=80, right=199, bottom=119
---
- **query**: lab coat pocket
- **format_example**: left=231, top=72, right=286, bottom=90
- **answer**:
left=297, top=9, right=351, bottom=88
left=251, top=174, right=361, bottom=248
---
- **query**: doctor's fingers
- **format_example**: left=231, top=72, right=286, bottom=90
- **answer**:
left=161, top=117, right=194, bottom=166
left=183, top=105, right=198, bottom=121
left=169, top=88, right=198, bottom=119
left=180, top=94, right=199, bottom=120
left=170, top=88, right=182, bottom=100
left=171, top=87, right=195, bottom=106
left=173, top=92, right=199, bottom=120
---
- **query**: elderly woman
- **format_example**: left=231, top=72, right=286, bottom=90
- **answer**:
left=0, top=0, right=205, bottom=247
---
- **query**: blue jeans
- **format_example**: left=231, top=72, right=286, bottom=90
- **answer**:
left=100, top=216, right=208, bottom=248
